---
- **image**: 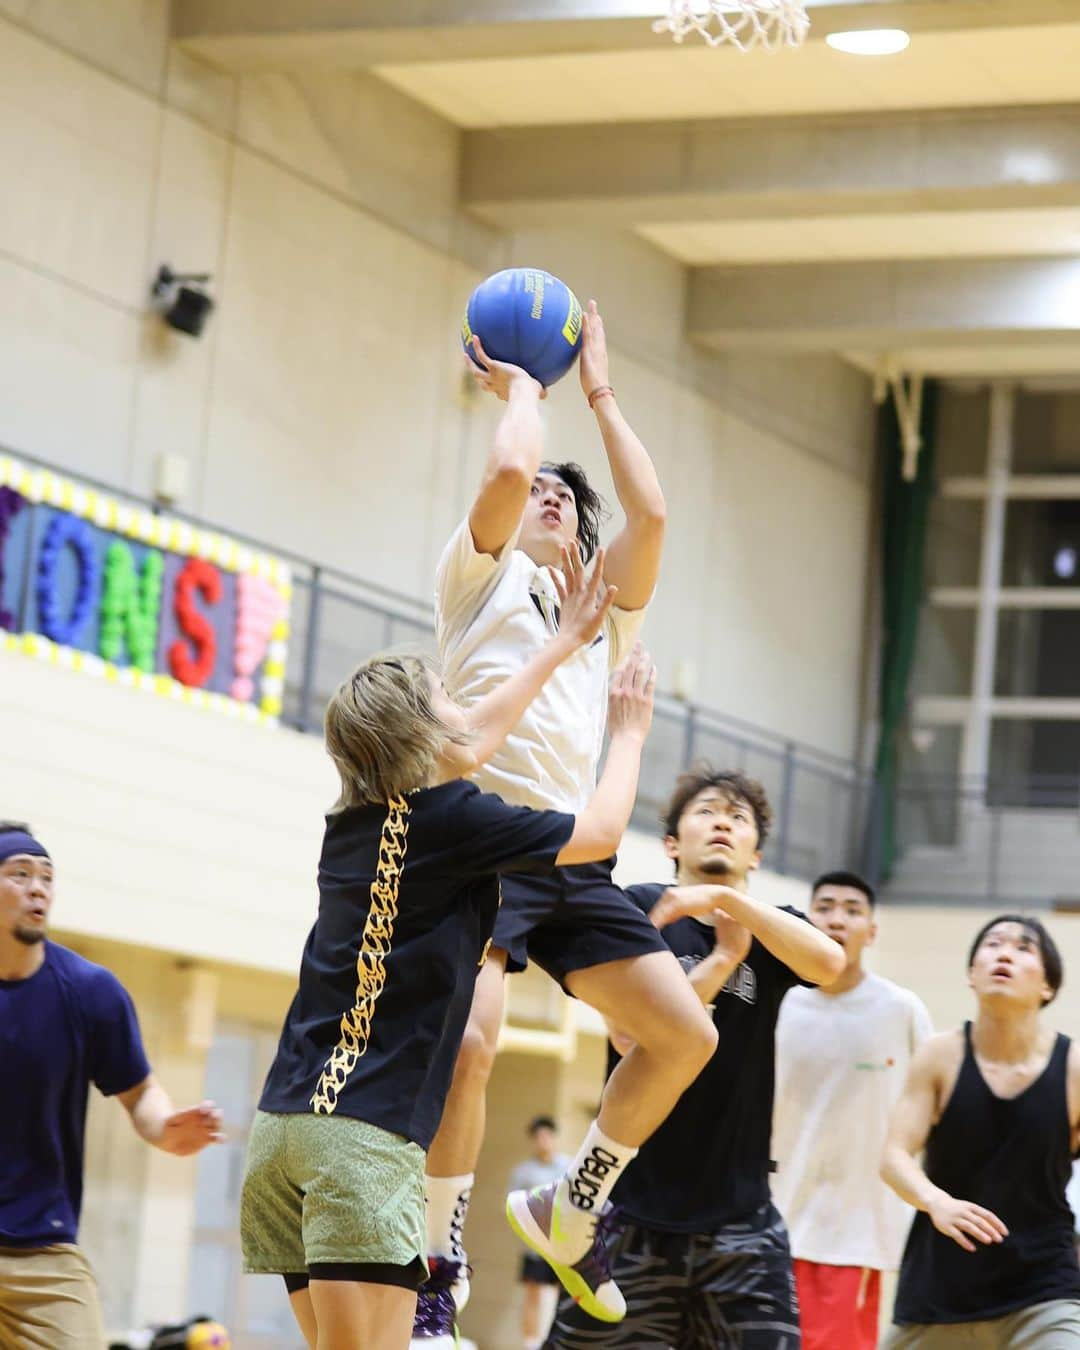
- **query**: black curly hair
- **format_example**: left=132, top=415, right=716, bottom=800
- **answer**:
left=661, top=768, right=772, bottom=849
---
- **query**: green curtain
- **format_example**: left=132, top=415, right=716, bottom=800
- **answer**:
left=872, top=379, right=939, bottom=880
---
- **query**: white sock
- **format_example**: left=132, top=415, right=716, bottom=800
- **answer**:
left=563, top=1122, right=637, bottom=1219
left=425, top=1173, right=474, bottom=1262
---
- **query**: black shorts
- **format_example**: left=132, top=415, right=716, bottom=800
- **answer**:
left=494, top=858, right=668, bottom=982
left=521, top=1253, right=560, bottom=1285
left=282, top=1258, right=427, bottom=1293
left=544, top=1204, right=800, bottom=1349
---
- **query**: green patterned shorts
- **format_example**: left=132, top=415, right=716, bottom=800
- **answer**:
left=240, top=1111, right=427, bottom=1275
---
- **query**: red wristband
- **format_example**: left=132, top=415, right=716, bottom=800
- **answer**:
left=588, top=385, right=615, bottom=409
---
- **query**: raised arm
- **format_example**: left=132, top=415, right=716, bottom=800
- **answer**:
left=467, top=337, right=546, bottom=557
left=463, top=544, right=616, bottom=768
left=651, top=884, right=845, bottom=987
left=117, top=1075, right=224, bottom=1156
left=580, top=303, right=666, bottom=610
left=881, top=1035, right=1008, bottom=1252
left=556, top=644, right=656, bottom=865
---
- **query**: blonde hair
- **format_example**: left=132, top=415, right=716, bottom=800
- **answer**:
left=324, top=655, right=470, bottom=810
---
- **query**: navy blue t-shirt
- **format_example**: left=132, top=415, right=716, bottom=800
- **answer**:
left=259, top=780, right=574, bottom=1149
left=0, top=942, right=151, bottom=1246
left=610, top=884, right=808, bottom=1232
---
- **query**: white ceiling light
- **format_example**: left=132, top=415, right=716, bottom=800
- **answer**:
left=826, top=28, right=910, bottom=55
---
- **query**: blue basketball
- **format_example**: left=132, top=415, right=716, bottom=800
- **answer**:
left=463, top=268, right=583, bottom=388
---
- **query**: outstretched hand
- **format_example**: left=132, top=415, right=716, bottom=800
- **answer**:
left=549, top=543, right=617, bottom=652
left=158, top=1101, right=225, bottom=1157
left=466, top=335, right=545, bottom=402
left=607, top=641, right=656, bottom=744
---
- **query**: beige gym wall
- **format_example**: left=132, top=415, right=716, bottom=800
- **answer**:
left=0, top=2, right=874, bottom=758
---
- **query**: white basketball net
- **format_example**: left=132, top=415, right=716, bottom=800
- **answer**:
left=654, top=0, right=810, bottom=51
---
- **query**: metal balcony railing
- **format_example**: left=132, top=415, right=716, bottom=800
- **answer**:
left=0, top=448, right=891, bottom=886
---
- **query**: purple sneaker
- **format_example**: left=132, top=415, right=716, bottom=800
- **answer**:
left=506, top=1181, right=626, bottom=1323
left=410, top=1256, right=463, bottom=1349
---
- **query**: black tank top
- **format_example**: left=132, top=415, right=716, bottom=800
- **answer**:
left=895, top=1023, right=1080, bottom=1325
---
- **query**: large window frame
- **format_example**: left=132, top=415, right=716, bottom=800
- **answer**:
left=914, top=384, right=1080, bottom=794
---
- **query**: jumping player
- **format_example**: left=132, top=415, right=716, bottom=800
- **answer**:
left=416, top=303, right=717, bottom=1341
left=881, top=914, right=1080, bottom=1348
left=240, top=556, right=660, bottom=1350
left=543, top=768, right=844, bottom=1349
left=773, top=871, right=932, bottom=1350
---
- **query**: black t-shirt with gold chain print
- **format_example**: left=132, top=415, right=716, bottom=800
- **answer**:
left=259, top=780, right=573, bottom=1148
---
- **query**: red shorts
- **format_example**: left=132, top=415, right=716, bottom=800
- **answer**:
left=794, top=1259, right=881, bottom=1350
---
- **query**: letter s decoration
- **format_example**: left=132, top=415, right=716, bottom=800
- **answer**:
left=169, top=557, right=222, bottom=687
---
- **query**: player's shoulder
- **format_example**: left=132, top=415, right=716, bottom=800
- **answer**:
left=917, top=1027, right=964, bottom=1073
left=332, top=781, right=484, bottom=831
left=45, top=942, right=129, bottom=1004
left=446, top=779, right=526, bottom=822
left=777, top=978, right=817, bottom=1010
left=46, top=940, right=114, bottom=984
left=624, top=882, right=668, bottom=916
left=924, top=1025, right=962, bottom=1049
left=323, top=797, right=416, bottom=864
left=865, top=972, right=930, bottom=1012
left=435, top=517, right=524, bottom=602
left=426, top=782, right=571, bottom=863
left=428, top=778, right=483, bottom=807
left=410, top=780, right=521, bottom=858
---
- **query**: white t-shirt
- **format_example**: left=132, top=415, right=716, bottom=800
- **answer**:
left=772, top=972, right=933, bottom=1271
left=435, top=518, right=645, bottom=813
left=1066, top=1162, right=1080, bottom=1237
left=508, top=1152, right=571, bottom=1195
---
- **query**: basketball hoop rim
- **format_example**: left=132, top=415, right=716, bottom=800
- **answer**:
left=653, top=0, right=811, bottom=52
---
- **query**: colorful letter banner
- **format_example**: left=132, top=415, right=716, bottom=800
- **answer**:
left=0, top=455, right=292, bottom=725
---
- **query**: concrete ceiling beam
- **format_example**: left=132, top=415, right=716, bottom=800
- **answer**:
left=687, top=256, right=1080, bottom=349
left=172, top=0, right=1080, bottom=70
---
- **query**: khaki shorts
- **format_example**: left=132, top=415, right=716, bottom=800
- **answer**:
left=885, top=1299, right=1080, bottom=1349
left=0, top=1243, right=105, bottom=1348
left=240, top=1111, right=426, bottom=1276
